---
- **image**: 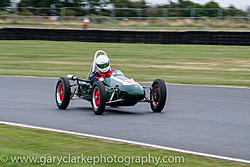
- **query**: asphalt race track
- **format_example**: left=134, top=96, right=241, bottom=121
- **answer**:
left=0, top=76, right=250, bottom=161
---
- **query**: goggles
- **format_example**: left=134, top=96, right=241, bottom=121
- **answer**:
left=97, top=61, right=109, bottom=69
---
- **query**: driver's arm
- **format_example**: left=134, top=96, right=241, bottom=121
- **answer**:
left=90, top=72, right=101, bottom=85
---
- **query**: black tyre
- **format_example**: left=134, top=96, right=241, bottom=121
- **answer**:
left=91, top=81, right=106, bottom=115
left=55, top=77, right=71, bottom=110
left=150, top=79, right=167, bottom=112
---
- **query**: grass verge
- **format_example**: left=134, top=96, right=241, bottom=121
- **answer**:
left=0, top=124, right=249, bottom=167
left=0, top=40, right=250, bottom=87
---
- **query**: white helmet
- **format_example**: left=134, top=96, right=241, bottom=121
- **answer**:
left=96, top=54, right=110, bottom=73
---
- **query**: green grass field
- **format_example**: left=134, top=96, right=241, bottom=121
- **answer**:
left=0, top=40, right=250, bottom=87
left=0, top=124, right=249, bottom=167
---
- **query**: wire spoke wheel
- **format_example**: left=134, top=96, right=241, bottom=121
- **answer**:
left=55, top=77, right=71, bottom=110
left=150, top=79, right=167, bottom=113
left=93, top=87, right=100, bottom=109
left=57, top=82, right=64, bottom=104
left=152, top=85, right=161, bottom=106
left=91, top=81, right=106, bottom=115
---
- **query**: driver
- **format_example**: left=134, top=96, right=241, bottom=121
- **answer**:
left=90, top=54, right=113, bottom=85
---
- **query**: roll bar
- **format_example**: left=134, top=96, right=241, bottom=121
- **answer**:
left=87, top=50, right=108, bottom=79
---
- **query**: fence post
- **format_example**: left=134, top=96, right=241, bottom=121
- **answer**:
left=13, top=7, right=18, bottom=24
left=164, top=8, right=168, bottom=27
left=137, top=8, right=142, bottom=22
left=248, top=6, right=250, bottom=27
left=191, top=8, right=196, bottom=24
left=218, top=8, right=223, bottom=21
left=60, top=7, right=65, bottom=22
left=191, top=8, right=195, bottom=17
left=110, top=8, right=116, bottom=25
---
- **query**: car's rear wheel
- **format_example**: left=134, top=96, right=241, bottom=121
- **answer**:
left=91, top=81, right=106, bottom=115
left=55, top=77, right=71, bottom=110
left=150, top=79, right=167, bottom=112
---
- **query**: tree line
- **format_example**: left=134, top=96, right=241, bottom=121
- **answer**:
left=0, top=0, right=247, bottom=17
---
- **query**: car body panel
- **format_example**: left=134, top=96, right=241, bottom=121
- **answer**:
left=77, top=70, right=145, bottom=106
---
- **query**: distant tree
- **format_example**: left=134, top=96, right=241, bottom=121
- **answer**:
left=18, top=0, right=57, bottom=16
left=178, top=0, right=201, bottom=16
left=18, top=0, right=84, bottom=8
left=157, top=0, right=201, bottom=17
left=18, top=0, right=55, bottom=8
left=158, top=0, right=246, bottom=17
left=223, top=5, right=247, bottom=16
left=109, top=0, right=149, bottom=17
left=194, top=1, right=221, bottom=17
left=84, top=0, right=111, bottom=16
left=157, top=0, right=201, bottom=8
left=17, top=0, right=110, bottom=16
left=57, top=0, right=83, bottom=7
left=16, top=0, right=247, bottom=18
left=110, top=0, right=136, bottom=8
left=204, top=1, right=220, bottom=17
left=178, top=0, right=200, bottom=8
left=133, top=0, right=148, bottom=8
left=203, top=1, right=220, bottom=8
left=58, top=0, right=87, bottom=16
left=0, top=0, right=10, bottom=7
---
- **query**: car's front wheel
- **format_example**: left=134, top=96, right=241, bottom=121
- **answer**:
left=55, top=77, right=71, bottom=110
left=91, top=81, right=106, bottom=115
left=150, top=79, right=167, bottom=113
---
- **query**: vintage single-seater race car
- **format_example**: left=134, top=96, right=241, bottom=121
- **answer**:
left=55, top=50, right=167, bottom=115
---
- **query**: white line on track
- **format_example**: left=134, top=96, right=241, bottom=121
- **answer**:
left=0, top=120, right=249, bottom=164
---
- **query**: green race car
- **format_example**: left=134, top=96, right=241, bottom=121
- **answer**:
left=55, top=50, right=167, bottom=115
